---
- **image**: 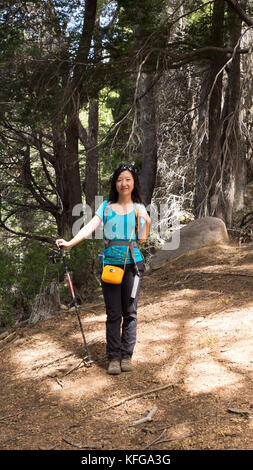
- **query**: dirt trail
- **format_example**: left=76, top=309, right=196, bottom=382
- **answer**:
left=1, top=242, right=253, bottom=451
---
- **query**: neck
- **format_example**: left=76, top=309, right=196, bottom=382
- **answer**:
left=117, top=195, right=133, bottom=205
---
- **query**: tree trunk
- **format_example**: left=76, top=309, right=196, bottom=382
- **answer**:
left=53, top=123, right=80, bottom=238
left=194, top=0, right=225, bottom=218
left=221, top=2, right=245, bottom=227
left=65, top=113, right=83, bottom=222
left=84, top=99, right=99, bottom=212
left=194, top=69, right=213, bottom=216
left=139, top=73, right=158, bottom=205
left=207, top=57, right=224, bottom=218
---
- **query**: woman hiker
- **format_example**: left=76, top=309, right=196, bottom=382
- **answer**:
left=56, top=164, right=151, bottom=375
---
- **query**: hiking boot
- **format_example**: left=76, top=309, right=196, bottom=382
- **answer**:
left=121, top=357, right=133, bottom=372
left=107, top=360, right=121, bottom=375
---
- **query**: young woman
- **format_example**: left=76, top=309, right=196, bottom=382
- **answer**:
left=56, top=164, right=151, bottom=375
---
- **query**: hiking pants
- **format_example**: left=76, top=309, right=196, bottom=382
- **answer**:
left=101, top=260, right=145, bottom=361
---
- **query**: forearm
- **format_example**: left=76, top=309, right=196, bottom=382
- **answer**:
left=56, top=215, right=101, bottom=249
left=69, top=224, right=93, bottom=247
left=138, top=220, right=150, bottom=243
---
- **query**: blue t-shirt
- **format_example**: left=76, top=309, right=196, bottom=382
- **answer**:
left=96, top=200, right=146, bottom=265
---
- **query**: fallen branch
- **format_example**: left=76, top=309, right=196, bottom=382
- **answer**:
left=62, top=437, right=83, bottom=448
left=0, top=331, right=12, bottom=341
left=95, top=383, right=175, bottom=414
left=0, top=409, right=24, bottom=422
left=62, top=437, right=102, bottom=449
left=132, top=406, right=158, bottom=426
left=38, top=444, right=56, bottom=450
left=0, top=332, right=17, bottom=352
left=32, top=353, right=74, bottom=371
left=227, top=408, right=253, bottom=416
left=142, top=429, right=166, bottom=450
left=48, top=359, right=85, bottom=384
left=60, top=359, right=84, bottom=377
left=143, top=433, right=193, bottom=449
left=195, top=270, right=253, bottom=279
left=56, top=377, right=63, bottom=388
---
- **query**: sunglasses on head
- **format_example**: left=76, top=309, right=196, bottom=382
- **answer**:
left=117, top=164, right=136, bottom=173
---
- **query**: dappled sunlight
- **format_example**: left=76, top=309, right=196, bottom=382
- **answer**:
left=135, top=321, right=178, bottom=363
left=11, top=334, right=70, bottom=371
left=218, top=338, right=253, bottom=366
left=86, top=329, right=105, bottom=343
left=48, top=372, right=110, bottom=404
left=79, top=312, right=106, bottom=323
left=184, top=357, right=242, bottom=395
left=180, top=299, right=253, bottom=398
left=167, top=422, right=192, bottom=440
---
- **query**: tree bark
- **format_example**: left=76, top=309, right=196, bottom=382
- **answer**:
left=53, top=123, right=74, bottom=238
left=194, top=0, right=225, bottom=218
left=82, top=14, right=101, bottom=212
left=65, top=113, right=83, bottom=224
left=221, top=1, right=245, bottom=226
left=139, top=73, right=158, bottom=205
left=194, top=71, right=210, bottom=216
left=84, top=99, right=99, bottom=212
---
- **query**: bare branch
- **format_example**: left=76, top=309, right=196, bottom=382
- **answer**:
left=0, top=217, right=54, bottom=245
left=224, top=0, right=253, bottom=26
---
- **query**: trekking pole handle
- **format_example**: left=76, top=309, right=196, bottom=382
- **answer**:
left=59, top=246, right=65, bottom=258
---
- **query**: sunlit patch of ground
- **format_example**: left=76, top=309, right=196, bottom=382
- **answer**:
left=183, top=357, right=242, bottom=395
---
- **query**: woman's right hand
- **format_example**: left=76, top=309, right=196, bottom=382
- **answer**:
left=56, top=238, right=72, bottom=249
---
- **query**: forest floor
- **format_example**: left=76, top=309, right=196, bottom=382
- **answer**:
left=1, top=241, right=253, bottom=453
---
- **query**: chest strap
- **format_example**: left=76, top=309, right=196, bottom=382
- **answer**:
left=104, top=240, right=137, bottom=248
left=104, top=240, right=139, bottom=275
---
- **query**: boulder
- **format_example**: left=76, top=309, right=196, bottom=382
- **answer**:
left=149, top=216, right=229, bottom=270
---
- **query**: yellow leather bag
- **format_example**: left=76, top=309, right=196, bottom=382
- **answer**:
left=101, top=264, right=125, bottom=284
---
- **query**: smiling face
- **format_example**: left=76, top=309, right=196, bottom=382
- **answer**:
left=115, top=170, right=134, bottom=198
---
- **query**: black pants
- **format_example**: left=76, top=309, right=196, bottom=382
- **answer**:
left=101, top=261, right=145, bottom=361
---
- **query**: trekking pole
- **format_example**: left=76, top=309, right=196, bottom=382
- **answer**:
left=59, top=246, right=93, bottom=366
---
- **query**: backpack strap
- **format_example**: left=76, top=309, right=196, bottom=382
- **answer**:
left=134, top=202, right=140, bottom=240
left=103, top=201, right=111, bottom=249
left=104, top=201, right=111, bottom=226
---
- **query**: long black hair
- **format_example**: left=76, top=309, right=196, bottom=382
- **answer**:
left=108, top=164, right=144, bottom=204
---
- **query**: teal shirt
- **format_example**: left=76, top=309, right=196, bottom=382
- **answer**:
left=96, top=200, right=146, bottom=265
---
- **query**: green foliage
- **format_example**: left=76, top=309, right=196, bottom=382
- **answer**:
left=20, top=241, right=61, bottom=301
left=0, top=249, right=16, bottom=292
left=0, top=248, right=18, bottom=328
left=184, top=8, right=213, bottom=49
